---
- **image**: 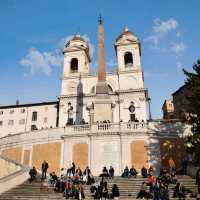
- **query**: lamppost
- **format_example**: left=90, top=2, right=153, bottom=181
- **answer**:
left=147, top=97, right=152, bottom=121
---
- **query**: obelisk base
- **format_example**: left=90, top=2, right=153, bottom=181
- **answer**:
left=93, top=98, right=113, bottom=123
left=96, top=81, right=108, bottom=95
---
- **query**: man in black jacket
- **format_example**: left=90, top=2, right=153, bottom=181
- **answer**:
left=41, top=160, right=49, bottom=179
left=29, top=166, right=37, bottom=183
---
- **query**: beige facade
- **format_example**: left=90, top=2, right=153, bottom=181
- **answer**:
left=162, top=99, right=174, bottom=119
left=0, top=102, right=58, bottom=137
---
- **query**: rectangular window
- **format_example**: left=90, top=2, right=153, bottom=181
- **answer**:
left=10, top=109, right=14, bottom=114
left=21, top=108, right=26, bottom=113
left=19, top=119, right=25, bottom=125
left=0, top=111, right=3, bottom=115
left=44, top=117, right=48, bottom=123
left=0, top=121, right=3, bottom=126
left=32, top=111, right=37, bottom=121
left=8, top=120, right=14, bottom=125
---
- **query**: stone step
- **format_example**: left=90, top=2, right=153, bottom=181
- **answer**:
left=0, top=176, right=198, bottom=200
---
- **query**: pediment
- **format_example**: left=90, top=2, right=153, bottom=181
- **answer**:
left=63, top=45, right=88, bottom=54
left=116, top=37, right=139, bottom=45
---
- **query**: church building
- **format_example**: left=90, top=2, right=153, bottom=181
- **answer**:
left=0, top=19, right=189, bottom=176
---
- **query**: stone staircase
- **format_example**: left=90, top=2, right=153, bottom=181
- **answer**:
left=84, top=176, right=145, bottom=199
left=168, top=175, right=198, bottom=199
left=0, top=176, right=198, bottom=199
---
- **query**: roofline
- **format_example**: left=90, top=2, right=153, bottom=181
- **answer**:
left=0, top=101, right=58, bottom=109
left=172, top=84, right=187, bottom=96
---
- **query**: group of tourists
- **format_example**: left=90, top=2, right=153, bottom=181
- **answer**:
left=29, top=161, right=120, bottom=199
left=136, top=157, right=200, bottom=199
left=28, top=157, right=200, bottom=200
left=136, top=158, right=176, bottom=199
left=90, top=177, right=120, bottom=199
left=99, top=166, right=115, bottom=178
left=121, top=165, right=151, bottom=178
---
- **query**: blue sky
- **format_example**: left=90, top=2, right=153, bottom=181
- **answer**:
left=0, top=0, right=199, bottom=118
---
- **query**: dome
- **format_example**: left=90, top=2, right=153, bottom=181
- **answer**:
left=65, top=33, right=88, bottom=48
left=116, top=27, right=139, bottom=43
left=63, top=33, right=91, bottom=62
left=71, top=34, right=86, bottom=43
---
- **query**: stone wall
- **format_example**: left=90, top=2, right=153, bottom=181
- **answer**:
left=32, top=142, right=61, bottom=174
left=23, top=149, right=30, bottom=166
left=73, top=143, right=88, bottom=170
left=131, top=140, right=149, bottom=171
left=2, top=147, right=22, bottom=163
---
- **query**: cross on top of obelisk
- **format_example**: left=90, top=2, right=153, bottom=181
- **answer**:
left=98, top=14, right=103, bottom=24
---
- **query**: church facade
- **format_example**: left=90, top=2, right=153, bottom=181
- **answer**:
left=0, top=20, right=189, bottom=176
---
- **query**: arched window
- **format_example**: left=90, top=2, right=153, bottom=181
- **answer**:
left=70, top=58, right=78, bottom=73
left=124, top=52, right=133, bottom=67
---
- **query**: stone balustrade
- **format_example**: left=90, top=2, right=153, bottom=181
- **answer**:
left=65, top=122, right=146, bottom=135
left=0, top=156, right=21, bottom=179
left=0, top=156, right=29, bottom=194
left=0, top=121, right=191, bottom=149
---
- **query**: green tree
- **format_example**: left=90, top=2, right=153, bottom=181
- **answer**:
left=183, top=59, right=200, bottom=163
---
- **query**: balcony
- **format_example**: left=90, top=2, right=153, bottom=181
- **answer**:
left=63, top=122, right=147, bottom=136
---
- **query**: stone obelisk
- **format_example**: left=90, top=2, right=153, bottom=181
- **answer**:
left=93, top=16, right=113, bottom=123
left=96, top=16, right=108, bottom=95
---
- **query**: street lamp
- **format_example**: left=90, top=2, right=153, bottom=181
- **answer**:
left=147, top=97, right=152, bottom=121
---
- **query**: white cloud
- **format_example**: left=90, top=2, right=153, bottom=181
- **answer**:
left=143, top=35, right=160, bottom=48
left=171, top=42, right=186, bottom=54
left=153, top=18, right=178, bottom=33
left=144, top=18, right=179, bottom=48
left=20, top=48, right=62, bottom=75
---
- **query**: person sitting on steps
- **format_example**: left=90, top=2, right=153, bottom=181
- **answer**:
left=129, top=165, right=137, bottom=177
left=141, top=166, right=148, bottom=178
left=122, top=166, right=129, bottom=177
left=29, top=166, right=37, bottom=183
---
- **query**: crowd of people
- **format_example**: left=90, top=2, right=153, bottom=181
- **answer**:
left=136, top=157, right=199, bottom=199
left=28, top=157, right=200, bottom=200
left=29, top=161, right=120, bottom=199
left=136, top=167, right=176, bottom=199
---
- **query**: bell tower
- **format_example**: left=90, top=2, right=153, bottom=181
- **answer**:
left=62, top=34, right=91, bottom=77
left=115, top=27, right=141, bottom=72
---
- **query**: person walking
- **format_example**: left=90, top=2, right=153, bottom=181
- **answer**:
left=168, top=157, right=176, bottom=175
left=41, top=160, right=49, bottom=179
